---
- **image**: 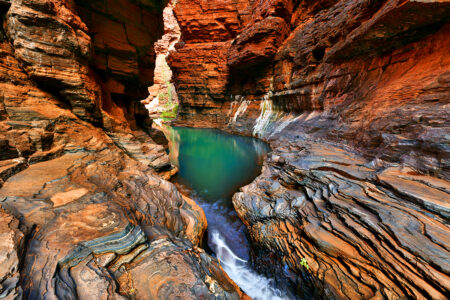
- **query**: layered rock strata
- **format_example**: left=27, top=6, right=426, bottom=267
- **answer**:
left=76, top=0, right=166, bottom=128
left=0, top=0, right=246, bottom=298
left=169, top=0, right=450, bottom=298
left=234, top=137, right=450, bottom=299
left=168, top=0, right=253, bottom=125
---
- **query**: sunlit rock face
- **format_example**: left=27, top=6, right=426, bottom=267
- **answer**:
left=167, top=0, right=253, bottom=126
left=168, top=0, right=450, bottom=299
left=142, top=0, right=181, bottom=120
left=0, top=0, right=247, bottom=298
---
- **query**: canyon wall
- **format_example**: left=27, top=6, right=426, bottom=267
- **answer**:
left=169, top=0, right=450, bottom=299
left=170, top=0, right=449, bottom=178
left=0, top=0, right=247, bottom=298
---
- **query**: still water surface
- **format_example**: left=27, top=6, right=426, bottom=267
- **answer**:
left=165, top=126, right=288, bottom=299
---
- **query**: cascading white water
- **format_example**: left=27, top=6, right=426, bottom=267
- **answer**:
left=210, top=231, right=288, bottom=300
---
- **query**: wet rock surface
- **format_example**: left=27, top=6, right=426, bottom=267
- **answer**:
left=169, top=0, right=450, bottom=298
left=0, top=0, right=449, bottom=298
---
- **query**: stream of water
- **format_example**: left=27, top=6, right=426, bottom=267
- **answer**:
left=164, top=126, right=289, bottom=299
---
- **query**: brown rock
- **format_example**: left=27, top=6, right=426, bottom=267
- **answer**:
left=115, top=238, right=243, bottom=299
left=6, top=0, right=104, bottom=124
left=228, top=16, right=289, bottom=70
left=168, top=1, right=450, bottom=298
left=233, top=140, right=450, bottom=299
left=0, top=2, right=245, bottom=297
left=0, top=207, right=23, bottom=299
left=168, top=0, right=252, bottom=125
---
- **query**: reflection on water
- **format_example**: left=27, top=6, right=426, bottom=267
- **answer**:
left=164, top=126, right=288, bottom=299
left=166, top=127, right=269, bottom=208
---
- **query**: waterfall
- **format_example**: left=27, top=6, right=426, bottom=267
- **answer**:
left=210, top=231, right=288, bottom=300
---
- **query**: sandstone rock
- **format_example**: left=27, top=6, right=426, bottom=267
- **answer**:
left=0, top=1, right=245, bottom=297
left=142, top=0, right=181, bottom=121
left=0, top=140, right=18, bottom=160
left=0, top=104, right=241, bottom=298
left=168, top=4, right=450, bottom=298
left=76, top=0, right=166, bottom=125
left=233, top=139, right=450, bottom=299
left=6, top=0, right=104, bottom=124
left=168, top=0, right=252, bottom=124
left=171, top=0, right=450, bottom=178
left=228, top=16, right=289, bottom=70
left=115, top=238, right=244, bottom=299
left=0, top=207, right=23, bottom=299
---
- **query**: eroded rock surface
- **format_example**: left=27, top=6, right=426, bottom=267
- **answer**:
left=0, top=207, right=23, bottom=299
left=0, top=0, right=246, bottom=298
left=168, top=0, right=450, bottom=299
left=142, top=0, right=181, bottom=120
left=234, top=138, right=450, bottom=299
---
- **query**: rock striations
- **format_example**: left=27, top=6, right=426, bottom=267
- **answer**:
left=0, top=0, right=449, bottom=299
left=169, top=0, right=450, bottom=299
left=0, top=0, right=245, bottom=299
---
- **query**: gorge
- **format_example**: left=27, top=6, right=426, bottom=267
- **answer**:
left=0, top=0, right=449, bottom=299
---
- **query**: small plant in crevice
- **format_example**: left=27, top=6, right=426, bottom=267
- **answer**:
left=300, top=258, right=309, bottom=270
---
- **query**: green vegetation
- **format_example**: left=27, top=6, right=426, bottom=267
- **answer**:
left=155, top=79, right=178, bottom=121
left=160, top=103, right=178, bottom=119
left=158, top=81, right=173, bottom=104
left=300, top=258, right=309, bottom=270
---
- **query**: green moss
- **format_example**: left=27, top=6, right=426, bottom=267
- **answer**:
left=160, top=111, right=176, bottom=119
left=167, top=83, right=172, bottom=104
left=159, top=103, right=179, bottom=119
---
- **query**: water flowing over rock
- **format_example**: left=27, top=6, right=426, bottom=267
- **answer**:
left=168, top=0, right=450, bottom=298
left=0, top=0, right=449, bottom=298
left=210, top=231, right=287, bottom=300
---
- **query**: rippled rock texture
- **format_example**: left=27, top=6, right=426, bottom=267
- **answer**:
left=234, top=138, right=449, bottom=299
left=169, top=0, right=450, bottom=299
left=0, top=0, right=245, bottom=298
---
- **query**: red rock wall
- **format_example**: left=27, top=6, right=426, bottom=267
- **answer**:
left=3, top=0, right=166, bottom=129
left=168, top=0, right=252, bottom=125
left=169, top=0, right=450, bottom=177
left=168, top=3, right=450, bottom=298
left=0, top=1, right=247, bottom=298
left=76, top=0, right=166, bottom=128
